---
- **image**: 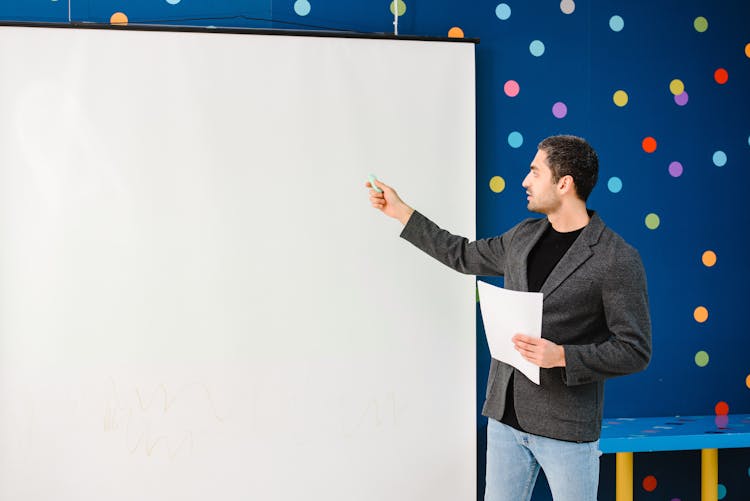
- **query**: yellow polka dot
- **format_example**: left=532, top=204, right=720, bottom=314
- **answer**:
left=645, top=213, right=660, bottom=230
left=694, top=306, right=708, bottom=323
left=694, top=16, right=708, bottom=33
left=702, top=250, right=717, bottom=267
left=613, top=90, right=628, bottom=107
left=669, top=79, right=685, bottom=96
left=695, top=351, right=709, bottom=367
left=448, top=27, right=464, bottom=38
left=389, top=0, right=406, bottom=17
left=489, top=176, right=506, bottom=193
left=110, top=12, right=128, bottom=25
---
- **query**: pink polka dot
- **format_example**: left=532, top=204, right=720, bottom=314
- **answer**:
left=552, top=101, right=568, bottom=118
left=504, top=80, right=520, bottom=97
left=674, top=91, right=689, bottom=106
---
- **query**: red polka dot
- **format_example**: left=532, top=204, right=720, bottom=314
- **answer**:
left=642, top=136, right=657, bottom=153
left=715, top=401, right=729, bottom=415
left=714, top=68, right=728, bottom=84
left=642, top=475, right=657, bottom=492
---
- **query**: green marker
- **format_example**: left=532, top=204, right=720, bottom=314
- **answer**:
left=368, top=174, right=383, bottom=193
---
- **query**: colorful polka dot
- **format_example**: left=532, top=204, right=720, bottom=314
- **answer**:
left=715, top=415, right=729, bottom=428
left=642, top=475, right=657, bottom=492
left=613, top=90, right=628, bottom=107
left=694, top=306, right=708, bottom=323
left=390, top=0, right=406, bottom=16
left=645, top=213, right=660, bottom=230
left=448, top=26, right=464, bottom=38
left=694, top=16, right=708, bottom=32
left=560, top=0, right=575, bottom=15
left=608, top=177, right=623, bottom=193
left=713, top=151, right=727, bottom=167
left=695, top=351, right=709, bottom=367
left=702, top=250, right=717, bottom=267
left=529, top=40, right=545, bottom=57
left=110, top=12, right=128, bottom=25
left=746, top=374, right=750, bottom=389
left=715, top=401, right=729, bottom=415
left=746, top=43, right=750, bottom=58
left=552, top=102, right=567, bottom=118
left=489, top=176, right=506, bottom=193
left=508, top=131, right=523, bottom=148
left=609, top=15, right=624, bottom=32
left=504, top=80, right=520, bottom=97
left=642, top=137, right=657, bottom=153
left=668, top=161, right=683, bottom=177
left=714, top=68, right=728, bottom=84
left=718, top=484, right=726, bottom=499
left=669, top=79, right=685, bottom=95
left=294, top=0, right=311, bottom=16
left=495, top=3, right=511, bottom=20
left=674, top=92, right=689, bottom=106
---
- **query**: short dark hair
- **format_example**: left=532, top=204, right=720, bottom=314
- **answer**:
left=537, top=135, right=599, bottom=202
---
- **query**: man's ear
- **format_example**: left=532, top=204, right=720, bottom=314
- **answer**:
left=557, top=175, right=575, bottom=194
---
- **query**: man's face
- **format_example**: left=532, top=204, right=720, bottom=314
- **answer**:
left=522, top=149, right=561, bottom=214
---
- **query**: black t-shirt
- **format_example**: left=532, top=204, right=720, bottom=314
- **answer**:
left=499, top=223, right=584, bottom=431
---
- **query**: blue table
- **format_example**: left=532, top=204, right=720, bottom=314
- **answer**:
left=599, top=414, right=750, bottom=501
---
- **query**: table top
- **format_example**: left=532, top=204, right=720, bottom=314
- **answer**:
left=599, top=414, right=750, bottom=453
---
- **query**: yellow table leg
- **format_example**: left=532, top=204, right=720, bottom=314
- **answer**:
left=616, top=452, right=633, bottom=501
left=701, top=448, right=718, bottom=501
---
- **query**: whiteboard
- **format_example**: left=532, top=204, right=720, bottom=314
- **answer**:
left=0, top=25, right=476, bottom=500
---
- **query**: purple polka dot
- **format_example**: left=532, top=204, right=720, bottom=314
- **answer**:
left=552, top=102, right=567, bottom=118
left=715, top=415, right=729, bottom=428
left=668, top=161, right=683, bottom=177
left=674, top=91, right=689, bottom=106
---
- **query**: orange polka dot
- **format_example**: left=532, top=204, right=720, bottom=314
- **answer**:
left=448, top=27, right=465, bottom=38
left=745, top=43, right=750, bottom=58
left=693, top=306, right=708, bottom=323
left=746, top=374, right=750, bottom=389
left=714, top=68, right=728, bottom=84
left=702, top=250, right=717, bottom=267
left=110, top=12, right=128, bottom=25
left=715, top=401, right=729, bottom=415
left=642, top=475, right=657, bottom=492
left=642, top=136, right=657, bottom=153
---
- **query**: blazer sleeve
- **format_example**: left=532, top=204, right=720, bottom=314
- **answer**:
left=399, top=210, right=512, bottom=276
left=562, top=245, right=652, bottom=385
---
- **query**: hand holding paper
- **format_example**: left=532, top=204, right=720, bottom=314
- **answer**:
left=512, top=334, right=565, bottom=369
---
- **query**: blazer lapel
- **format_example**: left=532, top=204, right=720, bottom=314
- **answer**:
left=539, top=212, right=605, bottom=300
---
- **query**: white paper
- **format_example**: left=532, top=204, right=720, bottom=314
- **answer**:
left=477, top=280, right=543, bottom=385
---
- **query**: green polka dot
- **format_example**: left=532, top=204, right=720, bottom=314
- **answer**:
left=489, top=176, right=506, bottom=193
left=390, top=0, right=406, bottom=16
left=645, top=213, right=660, bottom=230
left=695, top=351, right=709, bottom=367
left=476, top=286, right=480, bottom=303
left=694, top=16, right=708, bottom=32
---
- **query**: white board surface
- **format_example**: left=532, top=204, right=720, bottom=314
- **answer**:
left=0, top=26, right=476, bottom=501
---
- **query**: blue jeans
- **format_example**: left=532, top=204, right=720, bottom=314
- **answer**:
left=484, top=418, right=601, bottom=501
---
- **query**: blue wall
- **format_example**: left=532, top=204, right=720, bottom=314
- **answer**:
left=2, top=1, right=748, bottom=499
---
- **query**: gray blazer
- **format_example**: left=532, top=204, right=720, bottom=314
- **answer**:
left=400, top=210, right=652, bottom=442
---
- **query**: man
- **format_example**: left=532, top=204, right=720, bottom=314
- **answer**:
left=366, top=135, right=651, bottom=501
